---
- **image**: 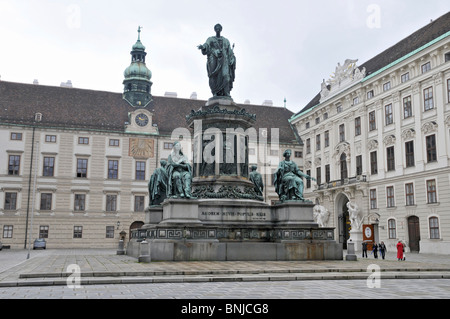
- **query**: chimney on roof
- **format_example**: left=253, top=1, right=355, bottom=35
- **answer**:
left=60, top=80, right=73, bottom=88
left=244, top=99, right=251, bottom=104
left=190, top=92, right=198, bottom=100
left=33, top=79, right=39, bottom=85
left=262, top=100, right=273, bottom=106
left=164, top=92, right=177, bottom=98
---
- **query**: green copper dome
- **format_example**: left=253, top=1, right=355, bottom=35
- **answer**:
left=132, top=39, right=146, bottom=51
left=124, top=62, right=152, bottom=80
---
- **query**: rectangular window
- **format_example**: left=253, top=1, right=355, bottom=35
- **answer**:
left=136, top=161, right=146, bottom=180
left=370, top=151, right=378, bottom=175
left=4, top=192, right=17, bottom=210
left=43, top=157, right=55, bottom=177
left=401, top=72, right=410, bottom=83
left=270, top=149, right=279, bottom=156
left=78, top=137, right=89, bottom=145
left=383, top=81, right=391, bottom=92
left=134, top=196, right=145, bottom=212
left=325, top=165, right=330, bottom=183
left=388, top=219, right=396, bottom=239
left=370, top=189, right=377, bottom=209
left=315, top=117, right=320, bottom=125
left=294, top=151, right=303, bottom=158
left=306, top=138, right=311, bottom=154
left=385, top=104, right=393, bottom=125
left=426, top=135, right=437, bottom=163
left=367, top=90, right=374, bottom=99
left=353, top=97, right=359, bottom=105
left=76, top=159, right=88, bottom=178
left=448, top=79, right=450, bottom=103
left=109, top=139, right=120, bottom=147
left=323, top=112, right=328, bottom=120
left=316, top=167, right=321, bottom=185
left=10, top=132, right=22, bottom=140
left=336, top=104, right=342, bottom=113
left=421, top=62, right=431, bottom=73
left=74, top=194, right=86, bottom=212
left=3, top=225, right=13, bottom=238
left=164, top=142, right=173, bottom=150
left=8, top=155, right=20, bottom=175
left=305, top=122, right=310, bottom=129
left=73, top=226, right=83, bottom=239
left=45, top=135, right=57, bottom=143
left=369, top=111, right=376, bottom=131
left=108, top=160, right=119, bottom=179
left=405, top=141, right=415, bottom=168
left=356, top=155, right=362, bottom=176
left=306, top=170, right=311, bottom=189
left=316, top=134, right=321, bottom=151
left=386, top=186, right=395, bottom=208
left=424, top=87, right=434, bottom=111
left=405, top=183, right=415, bottom=206
left=386, top=146, right=395, bottom=171
left=403, top=96, right=412, bottom=119
left=355, top=117, right=361, bottom=136
left=429, top=217, right=440, bottom=239
left=426, top=179, right=437, bottom=204
left=40, top=193, right=52, bottom=211
left=106, top=226, right=115, bottom=239
left=106, top=195, right=117, bottom=212
left=324, top=131, right=329, bottom=148
left=339, top=124, right=345, bottom=142
left=39, top=226, right=49, bottom=239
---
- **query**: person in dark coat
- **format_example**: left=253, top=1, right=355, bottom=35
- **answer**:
left=361, top=241, right=368, bottom=258
left=372, top=243, right=378, bottom=259
left=379, top=241, right=387, bottom=259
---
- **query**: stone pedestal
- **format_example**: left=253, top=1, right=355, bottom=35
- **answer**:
left=345, top=241, right=357, bottom=261
left=348, top=230, right=364, bottom=253
left=116, top=239, right=125, bottom=255
left=138, top=240, right=151, bottom=263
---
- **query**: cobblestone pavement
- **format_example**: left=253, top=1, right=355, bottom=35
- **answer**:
left=0, top=249, right=449, bottom=300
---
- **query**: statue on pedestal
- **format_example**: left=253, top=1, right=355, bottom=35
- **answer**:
left=274, top=149, right=316, bottom=202
left=249, top=165, right=264, bottom=196
left=198, top=24, right=236, bottom=98
left=149, top=160, right=168, bottom=206
left=347, top=201, right=363, bottom=231
left=167, top=141, right=193, bottom=199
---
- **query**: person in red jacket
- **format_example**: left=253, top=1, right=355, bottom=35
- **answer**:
left=397, top=240, right=405, bottom=261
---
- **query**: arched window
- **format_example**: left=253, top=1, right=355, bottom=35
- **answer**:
left=388, top=219, right=396, bottom=239
left=429, top=217, right=440, bottom=239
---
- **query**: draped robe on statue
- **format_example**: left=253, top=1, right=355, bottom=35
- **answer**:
left=273, top=160, right=310, bottom=201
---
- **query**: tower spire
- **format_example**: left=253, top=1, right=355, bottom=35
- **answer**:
left=138, top=26, right=142, bottom=41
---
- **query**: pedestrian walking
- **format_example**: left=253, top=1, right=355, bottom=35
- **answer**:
left=361, top=241, right=368, bottom=258
left=402, top=242, right=406, bottom=261
left=379, top=241, right=387, bottom=259
left=372, top=242, right=378, bottom=259
left=396, top=240, right=404, bottom=261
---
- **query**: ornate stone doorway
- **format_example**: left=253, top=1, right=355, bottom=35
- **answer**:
left=336, top=193, right=350, bottom=249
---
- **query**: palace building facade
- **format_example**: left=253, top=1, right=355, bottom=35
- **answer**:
left=0, top=31, right=301, bottom=249
left=289, top=12, right=450, bottom=254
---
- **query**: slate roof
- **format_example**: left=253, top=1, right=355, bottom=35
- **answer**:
left=294, top=11, right=450, bottom=117
left=0, top=81, right=298, bottom=143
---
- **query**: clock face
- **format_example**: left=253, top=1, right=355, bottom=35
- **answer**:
left=135, top=113, right=149, bottom=127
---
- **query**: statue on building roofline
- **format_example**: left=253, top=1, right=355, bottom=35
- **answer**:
left=273, top=149, right=316, bottom=202
left=198, top=23, right=236, bottom=98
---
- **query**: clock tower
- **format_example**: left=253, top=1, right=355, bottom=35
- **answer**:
left=123, top=26, right=153, bottom=108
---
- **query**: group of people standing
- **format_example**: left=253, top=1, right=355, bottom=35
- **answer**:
left=361, top=241, right=407, bottom=261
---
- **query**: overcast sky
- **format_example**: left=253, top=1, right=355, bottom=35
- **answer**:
left=0, top=1, right=448, bottom=113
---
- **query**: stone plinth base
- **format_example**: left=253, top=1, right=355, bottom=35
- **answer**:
left=348, top=230, right=364, bottom=253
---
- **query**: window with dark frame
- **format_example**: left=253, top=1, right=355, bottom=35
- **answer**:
left=316, top=134, right=321, bottom=151
left=386, top=186, right=395, bottom=208
left=429, top=217, right=440, bottom=239
left=76, top=159, right=88, bottom=178
left=385, top=104, right=393, bottom=125
left=324, top=131, right=329, bottom=148
left=367, top=90, right=374, bottom=99
left=10, top=132, right=22, bottom=140
left=306, top=170, right=311, bottom=189
left=3, top=225, right=13, bottom=238
left=325, top=165, right=330, bottom=183
left=78, top=137, right=89, bottom=145
left=294, top=151, right=303, bottom=158
left=383, top=81, right=391, bottom=92
left=401, top=72, right=410, bottom=83
left=43, top=157, right=55, bottom=177
left=369, top=111, right=376, bottom=131
left=106, top=195, right=117, bottom=212
left=4, top=192, right=17, bottom=210
left=386, top=146, right=395, bottom=171
left=8, top=155, right=20, bottom=175
left=355, top=117, right=361, bottom=136
left=370, top=189, right=377, bottom=209
left=108, top=160, right=119, bottom=179
left=447, top=78, right=450, bottom=103
left=45, top=135, right=57, bottom=143
left=426, top=135, right=437, bottom=163
left=134, top=195, right=145, bottom=212
left=73, top=226, right=83, bottom=239
left=356, top=155, right=362, bottom=176
left=426, top=179, right=437, bottom=204
left=421, top=61, right=431, bottom=73
left=405, top=183, right=415, bottom=206
left=39, top=226, right=49, bottom=239
left=316, top=167, right=321, bottom=185
left=370, top=151, right=378, bottom=175
left=74, top=194, right=86, bottom=212
left=424, top=87, right=434, bottom=111
left=106, top=226, right=115, bottom=239
left=164, top=142, right=174, bottom=150
left=403, top=96, right=412, bottom=119
left=339, top=124, right=345, bottom=142
left=109, top=139, right=120, bottom=147
left=40, top=193, right=52, bottom=211
left=405, top=141, right=415, bottom=168
left=306, top=138, right=311, bottom=154
left=388, top=219, right=396, bottom=239
left=136, top=161, right=146, bottom=180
